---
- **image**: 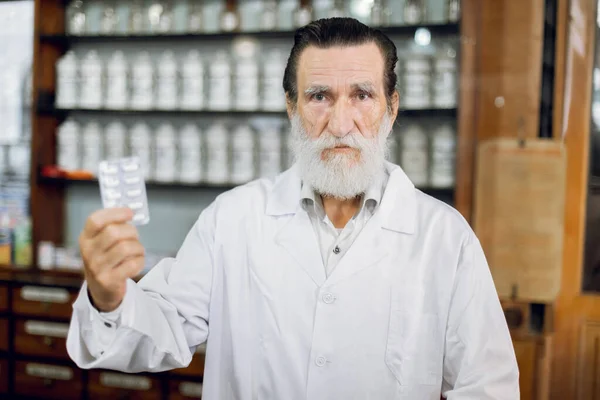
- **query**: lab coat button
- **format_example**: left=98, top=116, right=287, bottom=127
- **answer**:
left=315, top=356, right=327, bottom=367
left=322, top=292, right=336, bottom=304
left=104, top=322, right=112, bottom=328
left=333, top=246, right=340, bottom=254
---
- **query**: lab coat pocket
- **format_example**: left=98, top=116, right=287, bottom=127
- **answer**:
left=385, top=311, right=442, bottom=386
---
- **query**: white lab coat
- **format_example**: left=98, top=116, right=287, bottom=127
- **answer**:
left=66, top=162, right=519, bottom=400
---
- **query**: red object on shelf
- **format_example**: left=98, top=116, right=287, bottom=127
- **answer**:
left=40, top=165, right=65, bottom=178
left=40, top=165, right=95, bottom=181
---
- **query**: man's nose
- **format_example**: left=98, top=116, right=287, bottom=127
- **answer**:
left=328, top=99, right=355, bottom=138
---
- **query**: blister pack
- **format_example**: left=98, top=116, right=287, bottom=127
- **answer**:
left=98, top=156, right=150, bottom=225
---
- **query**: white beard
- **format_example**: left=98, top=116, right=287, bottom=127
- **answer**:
left=289, top=112, right=392, bottom=200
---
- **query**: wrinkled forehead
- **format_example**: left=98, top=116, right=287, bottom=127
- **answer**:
left=297, top=43, right=386, bottom=91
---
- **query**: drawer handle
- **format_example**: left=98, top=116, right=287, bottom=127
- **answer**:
left=24, top=321, right=69, bottom=338
left=179, top=382, right=203, bottom=398
left=21, top=286, right=70, bottom=304
left=26, top=363, right=73, bottom=380
left=99, top=373, right=151, bottom=391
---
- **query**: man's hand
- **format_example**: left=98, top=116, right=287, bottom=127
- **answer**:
left=79, top=207, right=145, bottom=312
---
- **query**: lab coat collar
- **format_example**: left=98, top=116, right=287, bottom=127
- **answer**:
left=266, top=161, right=416, bottom=235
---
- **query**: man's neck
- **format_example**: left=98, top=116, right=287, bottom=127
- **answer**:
left=321, top=195, right=363, bottom=229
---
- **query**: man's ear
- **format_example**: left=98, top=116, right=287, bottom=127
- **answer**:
left=390, top=90, right=400, bottom=122
left=285, top=93, right=295, bottom=120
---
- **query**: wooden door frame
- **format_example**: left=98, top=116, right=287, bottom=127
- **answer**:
left=551, top=0, right=598, bottom=398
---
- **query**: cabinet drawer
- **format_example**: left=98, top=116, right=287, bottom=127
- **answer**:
left=14, top=360, right=83, bottom=400
left=173, top=344, right=205, bottom=377
left=0, top=318, right=7, bottom=351
left=14, top=319, right=69, bottom=359
left=168, top=378, right=203, bottom=399
left=13, top=286, right=77, bottom=319
left=88, top=370, right=162, bottom=400
left=0, top=358, right=8, bottom=394
left=0, top=286, right=8, bottom=312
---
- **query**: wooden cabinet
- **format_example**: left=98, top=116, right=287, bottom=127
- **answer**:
left=0, top=358, right=8, bottom=394
left=14, top=360, right=83, bottom=400
left=14, top=319, right=70, bottom=360
left=172, top=349, right=205, bottom=378
left=0, top=318, right=8, bottom=352
left=0, top=285, right=8, bottom=312
left=88, top=370, right=162, bottom=400
left=168, top=378, right=203, bottom=399
left=12, top=286, right=77, bottom=320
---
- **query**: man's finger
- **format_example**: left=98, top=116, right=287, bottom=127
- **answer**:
left=83, top=208, right=134, bottom=238
left=94, top=223, right=140, bottom=254
left=114, top=256, right=146, bottom=281
left=88, top=239, right=145, bottom=275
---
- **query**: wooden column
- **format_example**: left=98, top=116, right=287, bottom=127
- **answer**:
left=29, top=0, right=67, bottom=266
left=550, top=0, right=599, bottom=398
left=455, top=0, right=545, bottom=222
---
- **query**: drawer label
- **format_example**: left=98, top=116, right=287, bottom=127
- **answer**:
left=100, top=373, right=151, bottom=390
left=21, top=286, right=70, bottom=303
left=24, top=321, right=69, bottom=338
left=26, top=363, right=73, bottom=380
left=179, top=382, right=203, bottom=398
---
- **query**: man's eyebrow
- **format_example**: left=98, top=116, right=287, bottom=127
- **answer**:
left=351, top=82, right=376, bottom=92
left=304, top=85, right=330, bottom=96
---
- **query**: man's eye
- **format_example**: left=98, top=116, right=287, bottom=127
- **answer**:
left=312, top=93, right=326, bottom=102
left=357, top=92, right=370, bottom=101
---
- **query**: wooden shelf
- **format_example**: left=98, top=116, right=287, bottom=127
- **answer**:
left=39, top=23, right=460, bottom=45
left=38, top=173, right=455, bottom=199
left=38, top=106, right=458, bottom=119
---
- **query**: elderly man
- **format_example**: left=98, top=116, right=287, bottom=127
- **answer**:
left=67, top=17, right=519, bottom=400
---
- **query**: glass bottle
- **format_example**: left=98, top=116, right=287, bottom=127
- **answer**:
left=55, top=51, right=79, bottom=109
left=158, top=0, right=174, bottom=33
left=258, top=119, right=283, bottom=178
left=205, top=121, right=229, bottom=184
left=261, top=0, right=278, bottom=31
left=187, top=1, right=203, bottom=33
left=130, top=52, right=155, bottom=110
left=180, top=50, right=205, bottom=110
left=104, top=121, right=127, bottom=160
left=154, top=123, right=177, bottom=183
left=208, top=51, right=232, bottom=111
left=233, top=38, right=260, bottom=111
left=294, top=2, right=312, bottom=27
left=81, top=121, right=103, bottom=176
left=57, top=118, right=81, bottom=171
left=447, top=0, right=460, bottom=22
left=129, top=0, right=145, bottom=34
left=100, top=0, right=119, bottom=34
left=79, top=50, right=103, bottom=110
left=400, top=123, right=428, bottom=187
left=230, top=124, right=256, bottom=184
left=429, top=123, right=456, bottom=188
left=129, top=122, right=153, bottom=180
left=104, top=50, right=128, bottom=110
left=156, top=50, right=179, bottom=110
left=404, top=0, right=425, bottom=25
left=371, top=0, right=389, bottom=27
left=66, top=0, right=87, bottom=35
left=178, top=124, right=203, bottom=184
left=146, top=1, right=164, bottom=34
left=261, top=49, right=287, bottom=111
left=220, top=3, right=241, bottom=32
